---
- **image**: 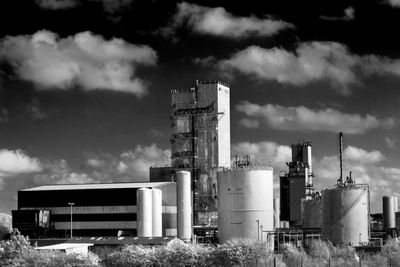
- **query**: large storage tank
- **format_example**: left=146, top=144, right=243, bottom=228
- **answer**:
left=137, top=188, right=153, bottom=237
left=217, top=168, right=274, bottom=244
left=321, top=184, right=369, bottom=246
left=383, top=195, right=397, bottom=229
left=176, top=171, right=192, bottom=241
left=302, top=197, right=322, bottom=228
left=152, top=188, right=163, bottom=237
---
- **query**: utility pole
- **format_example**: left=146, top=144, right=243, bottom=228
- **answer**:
left=68, top=202, right=74, bottom=238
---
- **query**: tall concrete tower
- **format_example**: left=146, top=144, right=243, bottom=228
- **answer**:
left=170, top=80, right=230, bottom=169
left=150, top=80, right=230, bottom=227
left=280, top=140, right=314, bottom=226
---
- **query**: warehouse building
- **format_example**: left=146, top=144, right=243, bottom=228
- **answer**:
left=12, top=182, right=177, bottom=238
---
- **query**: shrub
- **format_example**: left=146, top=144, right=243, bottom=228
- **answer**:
left=0, top=232, right=100, bottom=266
left=106, top=238, right=275, bottom=267
left=210, top=239, right=271, bottom=266
left=382, top=238, right=400, bottom=267
left=281, top=243, right=313, bottom=267
left=105, top=245, right=155, bottom=266
left=0, top=214, right=12, bottom=240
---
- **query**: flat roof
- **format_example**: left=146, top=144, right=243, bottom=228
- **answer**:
left=22, top=181, right=175, bottom=191
left=35, top=243, right=93, bottom=250
left=31, top=237, right=175, bottom=245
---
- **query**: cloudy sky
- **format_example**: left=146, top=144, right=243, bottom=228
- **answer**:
left=0, top=0, right=399, bottom=213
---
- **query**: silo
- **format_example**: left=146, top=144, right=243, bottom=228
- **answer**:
left=176, top=171, right=192, bottom=241
left=302, top=197, right=322, bottom=228
left=273, top=197, right=280, bottom=229
left=321, top=184, right=369, bottom=246
left=383, top=195, right=396, bottom=229
left=152, top=188, right=163, bottom=237
left=217, top=168, right=274, bottom=244
left=137, top=187, right=153, bottom=237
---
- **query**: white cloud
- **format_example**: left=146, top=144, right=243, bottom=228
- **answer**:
left=219, top=42, right=360, bottom=94
left=385, top=0, right=400, bottom=7
left=0, top=109, right=8, bottom=123
left=232, top=141, right=291, bottom=170
left=232, top=141, right=291, bottom=193
left=385, top=136, right=396, bottom=149
left=313, top=146, right=400, bottom=212
left=0, top=149, right=42, bottom=176
left=239, top=118, right=259, bottom=129
left=161, top=2, right=294, bottom=39
left=0, top=30, right=157, bottom=96
left=116, top=144, right=171, bottom=179
left=34, top=159, right=96, bottom=185
left=85, top=143, right=171, bottom=182
left=35, top=0, right=78, bottom=9
left=320, top=6, right=355, bottom=21
left=26, top=98, right=47, bottom=120
left=236, top=101, right=394, bottom=134
left=344, top=146, right=384, bottom=164
left=101, top=0, right=134, bottom=14
left=362, top=54, right=400, bottom=78
left=35, top=0, right=134, bottom=14
left=218, top=41, right=400, bottom=94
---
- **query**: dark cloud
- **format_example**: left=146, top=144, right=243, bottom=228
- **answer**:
left=34, top=0, right=78, bottom=10
left=320, top=7, right=355, bottom=21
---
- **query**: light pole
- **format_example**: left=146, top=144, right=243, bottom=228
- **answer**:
left=68, top=202, right=74, bottom=238
left=256, top=220, right=260, bottom=241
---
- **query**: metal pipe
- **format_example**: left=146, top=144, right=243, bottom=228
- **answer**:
left=339, top=132, right=344, bottom=184
left=68, top=202, right=74, bottom=238
left=177, top=171, right=192, bottom=241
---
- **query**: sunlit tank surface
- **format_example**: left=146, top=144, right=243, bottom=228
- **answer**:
left=273, top=197, right=280, bottom=229
left=137, top=188, right=153, bottom=237
left=177, top=171, right=192, bottom=241
left=152, top=188, right=163, bottom=237
left=302, top=198, right=322, bottom=228
left=383, top=195, right=397, bottom=229
left=217, top=168, right=274, bottom=244
left=322, top=184, right=369, bottom=246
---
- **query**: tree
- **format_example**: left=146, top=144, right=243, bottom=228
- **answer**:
left=0, top=213, right=12, bottom=240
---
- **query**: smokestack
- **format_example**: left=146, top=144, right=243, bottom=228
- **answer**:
left=339, top=132, right=344, bottom=185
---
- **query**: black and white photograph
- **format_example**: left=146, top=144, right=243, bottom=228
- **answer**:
left=1, top=0, right=400, bottom=266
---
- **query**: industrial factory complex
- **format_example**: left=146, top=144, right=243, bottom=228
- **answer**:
left=10, top=80, right=400, bottom=254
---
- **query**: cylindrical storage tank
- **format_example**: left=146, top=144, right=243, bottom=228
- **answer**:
left=176, top=171, right=192, bottom=241
left=217, top=168, right=274, bottom=244
left=321, top=185, right=369, bottom=246
left=273, top=197, right=280, bottom=229
left=137, top=187, right=153, bottom=237
left=383, top=195, right=396, bottom=229
left=281, top=221, right=290, bottom=229
left=395, top=197, right=399, bottom=213
left=302, top=197, right=322, bottom=228
left=152, top=188, right=163, bottom=237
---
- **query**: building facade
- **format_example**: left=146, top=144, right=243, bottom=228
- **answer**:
left=280, top=140, right=314, bottom=225
left=151, top=80, right=231, bottom=227
left=12, top=182, right=177, bottom=238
